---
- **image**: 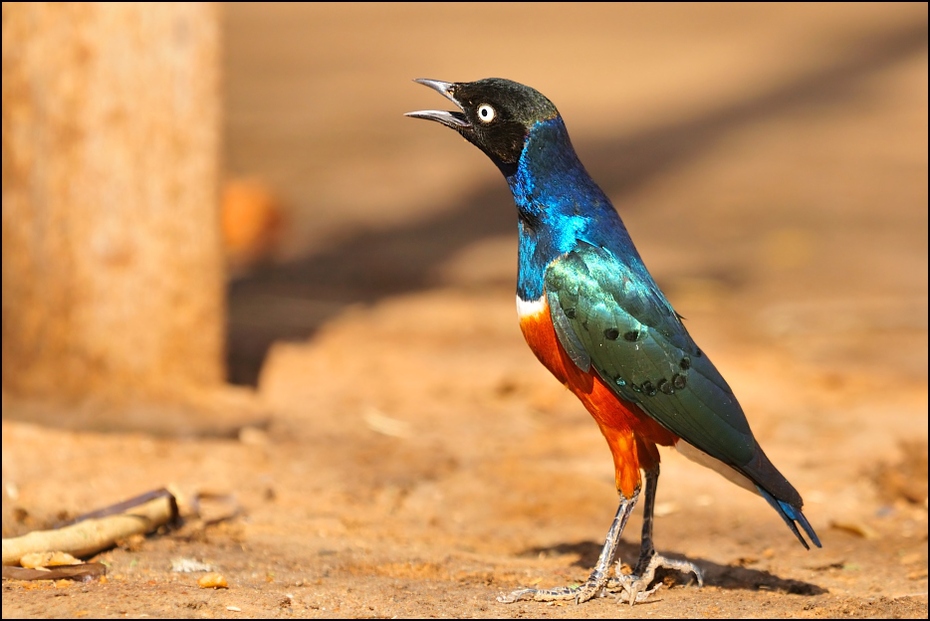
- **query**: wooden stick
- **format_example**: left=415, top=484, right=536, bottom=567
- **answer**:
left=2, top=489, right=177, bottom=566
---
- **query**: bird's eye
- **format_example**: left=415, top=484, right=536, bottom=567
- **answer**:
left=477, top=104, right=496, bottom=123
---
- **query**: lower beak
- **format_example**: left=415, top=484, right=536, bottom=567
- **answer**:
left=405, top=78, right=470, bottom=129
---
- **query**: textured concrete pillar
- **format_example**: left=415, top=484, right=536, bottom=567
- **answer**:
left=2, top=3, right=225, bottom=416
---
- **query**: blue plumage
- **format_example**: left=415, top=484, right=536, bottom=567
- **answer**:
left=509, top=117, right=650, bottom=301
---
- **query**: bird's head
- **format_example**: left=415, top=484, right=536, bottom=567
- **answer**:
left=406, top=78, right=560, bottom=176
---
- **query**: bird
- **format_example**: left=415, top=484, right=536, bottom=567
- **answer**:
left=406, top=78, right=820, bottom=605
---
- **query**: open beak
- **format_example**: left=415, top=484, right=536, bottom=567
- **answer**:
left=405, top=78, right=470, bottom=129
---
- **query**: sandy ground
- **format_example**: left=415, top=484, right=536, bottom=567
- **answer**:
left=3, top=3, right=928, bottom=618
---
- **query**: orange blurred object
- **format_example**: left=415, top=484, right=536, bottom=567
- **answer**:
left=221, top=178, right=285, bottom=272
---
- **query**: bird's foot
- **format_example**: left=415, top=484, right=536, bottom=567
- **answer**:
left=608, top=552, right=703, bottom=605
left=497, top=575, right=610, bottom=604
left=499, top=495, right=638, bottom=605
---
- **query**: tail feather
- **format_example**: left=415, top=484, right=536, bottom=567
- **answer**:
left=757, top=486, right=822, bottom=549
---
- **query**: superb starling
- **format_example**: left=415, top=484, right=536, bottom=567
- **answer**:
left=407, top=78, right=820, bottom=604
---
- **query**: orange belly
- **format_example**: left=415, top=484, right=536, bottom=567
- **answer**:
left=519, top=297, right=678, bottom=497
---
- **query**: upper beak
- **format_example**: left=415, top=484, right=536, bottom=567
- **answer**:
left=405, top=78, right=470, bottom=129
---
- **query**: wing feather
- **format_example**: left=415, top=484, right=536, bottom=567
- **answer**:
left=544, top=243, right=800, bottom=505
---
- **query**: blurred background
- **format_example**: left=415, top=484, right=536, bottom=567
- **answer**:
left=222, top=2, right=928, bottom=385
left=2, top=3, right=927, bottom=617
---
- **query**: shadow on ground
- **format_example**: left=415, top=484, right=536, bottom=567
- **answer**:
left=523, top=540, right=827, bottom=596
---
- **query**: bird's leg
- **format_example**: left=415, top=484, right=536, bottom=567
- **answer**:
left=497, top=493, right=638, bottom=604
left=609, top=465, right=704, bottom=604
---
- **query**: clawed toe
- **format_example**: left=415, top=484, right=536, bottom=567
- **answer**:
left=610, top=574, right=664, bottom=604
left=607, top=553, right=703, bottom=605
left=497, top=579, right=607, bottom=604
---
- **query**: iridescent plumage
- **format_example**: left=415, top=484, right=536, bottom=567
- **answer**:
left=408, top=77, right=820, bottom=604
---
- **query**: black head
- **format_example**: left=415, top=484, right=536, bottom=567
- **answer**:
left=406, top=78, right=560, bottom=175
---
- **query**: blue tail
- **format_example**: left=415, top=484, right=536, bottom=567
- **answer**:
left=757, top=487, right=822, bottom=550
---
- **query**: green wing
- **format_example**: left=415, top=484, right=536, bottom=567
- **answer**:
left=544, top=243, right=797, bottom=500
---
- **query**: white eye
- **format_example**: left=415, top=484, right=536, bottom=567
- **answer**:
left=477, top=104, right=496, bottom=123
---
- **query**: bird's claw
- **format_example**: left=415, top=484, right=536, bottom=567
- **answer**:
left=607, top=553, right=704, bottom=605
left=609, top=573, right=664, bottom=605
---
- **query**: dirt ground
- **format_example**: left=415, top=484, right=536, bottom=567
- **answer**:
left=3, top=3, right=928, bottom=618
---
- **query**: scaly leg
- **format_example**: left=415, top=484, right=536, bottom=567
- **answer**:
left=610, top=465, right=704, bottom=604
left=498, top=493, right=638, bottom=604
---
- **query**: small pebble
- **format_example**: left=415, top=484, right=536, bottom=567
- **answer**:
left=198, top=572, right=228, bottom=589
